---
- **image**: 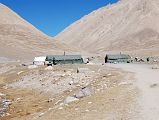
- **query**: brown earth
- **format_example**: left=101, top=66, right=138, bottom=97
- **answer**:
left=0, top=63, right=139, bottom=120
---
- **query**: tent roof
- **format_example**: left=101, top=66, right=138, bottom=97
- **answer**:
left=106, top=54, right=131, bottom=59
left=34, top=56, right=46, bottom=62
left=46, top=55, right=82, bottom=61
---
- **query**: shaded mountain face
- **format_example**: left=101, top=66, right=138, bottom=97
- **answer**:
left=0, top=3, right=62, bottom=61
left=55, top=0, right=159, bottom=56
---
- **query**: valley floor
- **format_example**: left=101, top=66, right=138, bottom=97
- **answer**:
left=0, top=62, right=158, bottom=120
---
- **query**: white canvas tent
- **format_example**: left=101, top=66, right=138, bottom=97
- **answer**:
left=33, top=56, right=46, bottom=65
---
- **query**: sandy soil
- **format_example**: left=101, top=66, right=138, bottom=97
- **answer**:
left=0, top=63, right=138, bottom=120
left=108, top=63, right=159, bottom=120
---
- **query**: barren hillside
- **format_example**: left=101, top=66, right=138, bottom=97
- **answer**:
left=55, top=0, right=159, bottom=56
left=0, top=3, right=63, bottom=61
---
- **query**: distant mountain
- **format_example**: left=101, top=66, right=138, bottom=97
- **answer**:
left=0, top=3, right=63, bottom=61
left=55, top=0, right=159, bottom=56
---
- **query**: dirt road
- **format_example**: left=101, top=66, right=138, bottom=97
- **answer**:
left=108, top=63, right=159, bottom=120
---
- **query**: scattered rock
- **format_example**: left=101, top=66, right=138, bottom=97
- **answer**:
left=38, top=112, right=44, bottom=117
left=5, top=113, right=11, bottom=116
left=69, top=89, right=73, bottom=92
left=75, top=108, right=79, bottom=111
left=48, top=108, right=53, bottom=111
left=68, top=81, right=74, bottom=85
left=0, top=98, right=11, bottom=117
left=45, top=66, right=53, bottom=70
left=54, top=100, right=62, bottom=105
left=3, top=100, right=12, bottom=106
left=59, top=103, right=64, bottom=106
left=58, top=107, right=63, bottom=110
left=66, top=71, right=72, bottom=74
left=17, top=71, right=24, bottom=75
left=118, top=82, right=129, bottom=86
left=47, top=98, right=53, bottom=103
left=77, top=68, right=90, bottom=73
left=64, top=96, right=79, bottom=104
left=96, top=89, right=100, bottom=92
left=28, top=65, right=38, bottom=69
left=2, top=86, right=8, bottom=89
left=76, top=84, right=81, bottom=87
left=61, top=74, right=66, bottom=77
left=85, top=109, right=89, bottom=112
left=0, top=93, right=5, bottom=97
left=88, top=102, right=92, bottom=104
left=107, top=73, right=112, bottom=76
left=103, top=75, right=107, bottom=78
left=21, top=64, right=27, bottom=66
left=150, top=83, right=159, bottom=88
left=152, top=65, right=159, bottom=69
left=15, top=98, right=21, bottom=102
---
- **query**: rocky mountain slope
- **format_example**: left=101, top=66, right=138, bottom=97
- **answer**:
left=0, top=3, right=63, bottom=61
left=55, top=0, right=159, bottom=56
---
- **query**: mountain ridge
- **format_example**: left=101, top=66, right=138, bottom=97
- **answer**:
left=0, top=3, right=64, bottom=61
left=55, top=0, right=159, bottom=56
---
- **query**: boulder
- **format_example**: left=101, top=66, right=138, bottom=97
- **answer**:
left=64, top=96, right=79, bottom=104
left=75, top=87, right=91, bottom=99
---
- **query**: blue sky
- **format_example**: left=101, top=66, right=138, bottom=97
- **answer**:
left=0, top=0, right=118, bottom=37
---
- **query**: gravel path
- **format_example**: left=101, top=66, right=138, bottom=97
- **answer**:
left=108, top=63, right=159, bottom=120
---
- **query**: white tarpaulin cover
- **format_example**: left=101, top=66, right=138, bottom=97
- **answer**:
left=34, top=56, right=46, bottom=65
left=34, top=56, right=46, bottom=62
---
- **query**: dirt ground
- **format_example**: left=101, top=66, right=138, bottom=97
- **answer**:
left=0, top=63, right=139, bottom=120
left=108, top=63, right=159, bottom=120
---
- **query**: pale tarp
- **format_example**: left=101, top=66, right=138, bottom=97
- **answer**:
left=34, top=56, right=46, bottom=65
